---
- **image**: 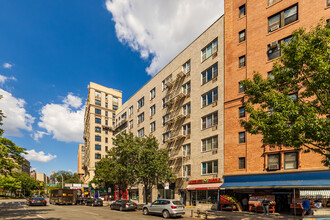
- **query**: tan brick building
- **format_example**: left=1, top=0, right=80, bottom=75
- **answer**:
left=77, top=144, right=84, bottom=178
left=114, top=16, right=225, bottom=206
left=83, top=82, right=122, bottom=183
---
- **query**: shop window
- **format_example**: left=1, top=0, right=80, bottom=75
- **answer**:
left=202, top=160, right=218, bottom=175
left=239, top=30, right=246, bottom=43
left=239, top=4, right=246, bottom=18
left=239, top=107, right=245, bottom=118
left=201, top=63, right=218, bottom=85
left=268, top=154, right=280, bottom=170
left=268, top=4, right=298, bottom=33
left=202, top=136, right=218, bottom=152
left=202, top=111, right=218, bottom=129
left=239, top=157, right=246, bottom=169
left=239, top=132, right=246, bottom=143
left=284, top=152, right=298, bottom=169
left=239, top=55, right=246, bottom=68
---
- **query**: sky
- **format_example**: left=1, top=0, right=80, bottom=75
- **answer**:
left=0, top=0, right=224, bottom=176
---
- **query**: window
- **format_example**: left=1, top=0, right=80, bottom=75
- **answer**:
left=95, top=91, right=101, bottom=98
left=202, top=136, right=218, bottom=152
left=268, top=0, right=280, bottom=6
left=182, top=144, right=191, bottom=156
left=113, top=96, right=118, bottom=103
left=183, top=102, right=191, bottom=116
left=128, top=106, right=133, bottom=115
left=150, top=121, right=156, bottom=133
left=150, top=88, right=156, bottom=100
left=137, top=97, right=144, bottom=109
left=239, top=4, right=246, bottom=18
left=239, top=82, right=244, bottom=93
left=284, top=152, right=298, bottom=169
left=268, top=4, right=298, bottom=33
left=105, top=120, right=108, bottom=125
left=105, top=146, right=108, bottom=152
left=202, top=111, right=218, bottom=129
left=201, top=38, right=218, bottom=62
left=95, top=135, right=101, bottom=142
left=290, top=93, right=298, bottom=101
left=137, top=113, right=144, bottom=124
left=129, top=120, right=133, bottom=129
left=105, top=137, right=108, bottom=143
left=105, top=111, right=108, bottom=116
left=239, top=132, right=246, bottom=143
left=267, top=36, right=292, bottom=60
left=162, top=132, right=170, bottom=144
left=268, top=154, right=280, bottom=170
left=95, top=108, right=101, bottom=115
left=95, top=145, right=101, bottom=151
left=182, top=81, right=191, bottom=95
left=150, top=105, right=156, bottom=116
left=239, top=55, right=246, bottom=68
left=239, top=107, right=245, bottom=118
left=183, top=60, right=191, bottom=74
left=113, top=113, right=116, bottom=118
left=105, top=129, right=108, bottom=134
left=113, top=105, right=118, bottom=110
left=202, top=160, right=218, bottom=174
left=183, top=123, right=191, bottom=136
left=138, top=128, right=144, bottom=138
left=105, top=102, right=108, bottom=108
left=162, top=98, right=167, bottom=109
left=95, top=118, right=101, bottom=124
left=328, top=0, right=330, bottom=6
left=268, top=71, right=274, bottom=79
left=162, top=75, right=172, bottom=90
left=95, top=100, right=101, bottom=106
left=183, top=165, right=191, bottom=177
left=162, top=115, right=169, bottom=127
left=201, top=63, right=218, bottom=85
left=95, top=126, right=101, bottom=133
left=201, top=87, right=218, bottom=107
left=95, top=154, right=101, bottom=159
left=239, top=157, right=246, bottom=169
left=239, top=30, right=246, bottom=43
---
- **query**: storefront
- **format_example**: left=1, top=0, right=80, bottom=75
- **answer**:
left=157, top=183, right=175, bottom=199
left=128, top=186, right=139, bottom=201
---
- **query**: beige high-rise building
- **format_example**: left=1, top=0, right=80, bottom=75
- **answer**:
left=83, top=82, right=122, bottom=182
left=114, top=16, right=224, bottom=206
left=77, top=144, right=84, bottom=178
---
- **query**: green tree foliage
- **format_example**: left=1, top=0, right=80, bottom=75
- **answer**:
left=51, top=170, right=82, bottom=185
left=0, top=175, right=21, bottom=193
left=11, top=172, right=42, bottom=196
left=240, top=22, right=330, bottom=164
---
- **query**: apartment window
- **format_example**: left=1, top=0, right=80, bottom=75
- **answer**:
left=113, top=113, right=116, bottom=118
left=105, top=120, right=108, bottom=125
left=162, top=75, right=172, bottom=90
left=183, top=123, right=191, bottom=136
left=201, top=63, right=218, bottom=85
left=95, top=91, right=101, bottom=98
left=202, top=111, right=218, bottom=129
left=162, top=132, right=170, bottom=144
left=95, top=126, right=101, bottom=133
left=239, top=4, right=246, bottom=18
left=183, top=165, right=191, bottom=177
left=239, top=82, right=244, bottom=93
left=268, top=0, right=280, bottom=6
left=129, top=120, right=133, bottom=129
left=202, top=136, right=218, bottom=152
left=137, top=97, right=144, bottom=109
left=284, top=152, right=298, bottom=169
left=267, top=36, right=292, bottom=60
left=113, top=105, right=118, bottom=110
left=105, top=102, right=108, bottom=108
left=202, top=160, right=218, bottom=175
left=95, top=145, right=101, bottom=151
left=201, top=38, right=218, bottom=62
left=105, top=146, right=108, bottom=152
left=239, top=55, right=246, bottom=68
left=201, top=87, right=218, bottom=107
left=239, top=30, right=246, bottom=43
left=105, top=129, right=108, bottom=134
left=183, top=102, right=191, bottom=116
left=183, top=60, right=191, bottom=74
left=105, top=111, right=108, bottom=116
left=268, top=71, right=274, bottom=79
left=95, top=108, right=101, bottom=115
left=162, top=98, right=167, bottom=109
left=182, top=144, right=191, bottom=156
left=137, top=112, right=144, bottom=124
left=239, top=107, right=245, bottom=118
left=150, top=105, right=156, bottom=116
left=182, top=81, right=191, bottom=95
left=105, top=137, right=108, bottom=143
left=150, top=88, right=156, bottom=100
left=328, top=0, right=330, bottom=6
left=113, top=96, right=118, bottom=103
left=95, top=154, right=101, bottom=159
left=268, top=154, right=280, bottom=170
left=128, top=106, right=133, bottom=115
left=268, top=4, right=298, bottom=33
left=239, top=132, right=246, bottom=143
left=138, top=128, right=144, bottom=138
left=150, top=121, right=156, bottom=133
left=95, top=100, right=101, bottom=106
left=95, top=118, right=101, bottom=124
left=162, top=114, right=169, bottom=127
left=95, top=135, right=101, bottom=142
left=239, top=157, right=246, bottom=169
left=121, top=112, right=127, bottom=120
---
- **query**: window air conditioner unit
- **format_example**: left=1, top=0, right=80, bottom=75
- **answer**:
left=212, top=149, right=218, bottom=154
left=270, top=24, right=280, bottom=32
left=269, top=41, right=279, bottom=49
left=268, top=164, right=279, bottom=170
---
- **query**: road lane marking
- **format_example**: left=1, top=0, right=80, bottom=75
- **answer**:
left=37, top=214, right=45, bottom=219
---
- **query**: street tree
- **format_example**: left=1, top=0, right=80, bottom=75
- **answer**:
left=0, top=175, right=21, bottom=195
left=51, top=170, right=82, bottom=186
left=240, top=22, right=330, bottom=165
left=12, top=171, right=42, bottom=196
left=91, top=158, right=116, bottom=190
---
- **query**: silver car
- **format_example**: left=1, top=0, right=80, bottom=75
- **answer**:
left=143, top=199, right=185, bottom=218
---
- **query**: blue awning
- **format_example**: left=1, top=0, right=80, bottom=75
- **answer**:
left=221, top=171, right=330, bottom=189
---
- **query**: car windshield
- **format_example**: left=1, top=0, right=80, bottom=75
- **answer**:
left=32, top=197, right=43, bottom=200
left=172, top=201, right=183, bottom=205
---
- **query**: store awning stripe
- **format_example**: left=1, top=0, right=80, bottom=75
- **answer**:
left=186, top=183, right=222, bottom=190
left=220, top=180, right=330, bottom=189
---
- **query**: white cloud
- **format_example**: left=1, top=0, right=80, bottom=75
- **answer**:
left=25, top=149, right=57, bottom=163
left=0, top=74, right=16, bottom=84
left=0, top=89, right=35, bottom=136
left=3, top=63, right=13, bottom=69
left=105, top=0, right=224, bottom=76
left=38, top=93, right=84, bottom=143
left=31, top=131, right=49, bottom=141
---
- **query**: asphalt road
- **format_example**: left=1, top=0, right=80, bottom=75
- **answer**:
left=0, top=199, right=191, bottom=220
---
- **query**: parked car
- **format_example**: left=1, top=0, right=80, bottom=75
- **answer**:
left=143, top=199, right=185, bottom=218
left=26, top=197, right=47, bottom=206
left=76, top=197, right=88, bottom=205
left=85, top=198, right=103, bottom=206
left=110, top=200, right=137, bottom=211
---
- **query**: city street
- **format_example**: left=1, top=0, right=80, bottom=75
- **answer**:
left=0, top=199, right=192, bottom=220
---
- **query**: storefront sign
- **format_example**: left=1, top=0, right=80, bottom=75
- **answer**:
left=189, top=178, right=221, bottom=184
left=65, top=183, right=72, bottom=187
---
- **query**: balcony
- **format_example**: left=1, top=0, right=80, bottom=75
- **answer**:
left=165, top=80, right=173, bottom=88
left=102, top=125, right=113, bottom=131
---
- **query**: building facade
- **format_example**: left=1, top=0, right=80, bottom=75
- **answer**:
left=77, top=144, right=85, bottom=178
left=83, top=82, right=122, bottom=183
left=30, top=172, right=49, bottom=184
left=114, top=17, right=225, bottom=207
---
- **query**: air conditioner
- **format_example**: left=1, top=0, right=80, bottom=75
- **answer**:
left=212, top=52, right=218, bottom=58
left=212, top=45, right=218, bottom=53
left=212, top=101, right=217, bottom=107
left=212, top=126, right=218, bottom=131
left=268, top=164, right=279, bottom=170
left=269, top=40, right=279, bottom=49
left=212, top=77, right=217, bottom=83
left=186, top=66, right=191, bottom=74
left=270, top=24, right=280, bottom=32
left=212, top=150, right=218, bottom=155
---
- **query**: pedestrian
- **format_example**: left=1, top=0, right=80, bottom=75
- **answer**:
left=242, top=197, right=248, bottom=211
left=301, top=198, right=313, bottom=217
left=262, top=197, right=270, bottom=215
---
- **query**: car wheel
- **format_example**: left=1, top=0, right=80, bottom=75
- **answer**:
left=110, top=205, right=113, bottom=210
left=143, top=208, right=149, bottom=215
left=162, top=210, right=170, bottom=219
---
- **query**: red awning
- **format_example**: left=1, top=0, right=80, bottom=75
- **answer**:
left=186, top=183, right=222, bottom=190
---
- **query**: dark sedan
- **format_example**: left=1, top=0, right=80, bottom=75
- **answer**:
left=85, top=198, right=103, bottom=206
left=110, top=200, right=137, bottom=211
left=27, top=197, right=47, bottom=206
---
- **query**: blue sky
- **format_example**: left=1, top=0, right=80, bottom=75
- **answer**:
left=0, top=0, right=223, bottom=176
